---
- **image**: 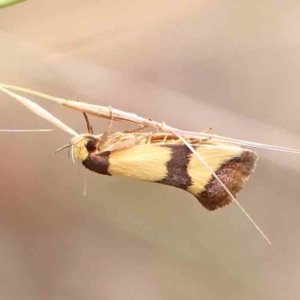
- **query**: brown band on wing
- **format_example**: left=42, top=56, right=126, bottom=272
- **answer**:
left=196, top=150, right=257, bottom=211
left=82, top=151, right=111, bottom=176
left=157, top=145, right=192, bottom=190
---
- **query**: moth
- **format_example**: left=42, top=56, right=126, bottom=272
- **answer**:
left=1, top=83, right=299, bottom=242
left=71, top=131, right=256, bottom=211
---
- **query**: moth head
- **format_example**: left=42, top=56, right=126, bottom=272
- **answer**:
left=71, top=134, right=100, bottom=161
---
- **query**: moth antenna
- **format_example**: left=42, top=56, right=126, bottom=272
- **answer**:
left=0, top=129, right=52, bottom=132
left=171, top=131, right=272, bottom=245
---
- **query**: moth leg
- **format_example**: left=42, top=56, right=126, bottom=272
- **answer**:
left=83, top=113, right=93, bottom=134
left=145, top=134, right=153, bottom=144
left=109, top=136, right=144, bottom=152
left=202, top=127, right=213, bottom=133
left=157, top=121, right=166, bottom=132
left=161, top=133, right=169, bottom=143
left=102, top=134, right=151, bottom=153
left=197, top=127, right=213, bottom=142
left=124, top=124, right=148, bottom=133
left=107, top=105, right=114, bottom=131
left=98, top=106, right=114, bottom=148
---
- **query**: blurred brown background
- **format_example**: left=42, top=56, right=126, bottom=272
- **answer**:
left=1, top=1, right=300, bottom=299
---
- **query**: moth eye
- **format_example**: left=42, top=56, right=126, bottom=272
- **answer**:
left=85, top=139, right=97, bottom=152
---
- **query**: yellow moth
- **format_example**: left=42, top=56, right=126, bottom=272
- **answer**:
left=71, top=131, right=256, bottom=211
left=1, top=83, right=299, bottom=243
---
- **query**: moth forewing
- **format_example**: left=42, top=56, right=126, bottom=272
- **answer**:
left=188, top=145, right=257, bottom=210
left=71, top=132, right=257, bottom=211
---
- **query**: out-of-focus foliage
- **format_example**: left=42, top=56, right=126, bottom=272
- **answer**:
left=0, top=0, right=26, bottom=9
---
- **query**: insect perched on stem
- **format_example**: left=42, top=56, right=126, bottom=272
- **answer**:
left=71, top=131, right=257, bottom=211
left=1, top=83, right=300, bottom=244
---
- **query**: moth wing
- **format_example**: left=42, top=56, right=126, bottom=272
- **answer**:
left=89, top=143, right=257, bottom=211
left=188, top=145, right=257, bottom=210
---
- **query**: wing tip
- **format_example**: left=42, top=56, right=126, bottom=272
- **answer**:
left=195, top=149, right=258, bottom=211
